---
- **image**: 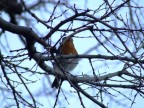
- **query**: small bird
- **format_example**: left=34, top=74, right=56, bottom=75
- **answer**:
left=52, top=37, right=78, bottom=88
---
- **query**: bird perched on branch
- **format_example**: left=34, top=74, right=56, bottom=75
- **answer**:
left=52, top=37, right=78, bottom=88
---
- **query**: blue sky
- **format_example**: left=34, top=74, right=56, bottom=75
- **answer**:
left=0, top=0, right=144, bottom=108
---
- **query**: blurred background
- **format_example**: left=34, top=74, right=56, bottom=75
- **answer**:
left=0, top=0, right=144, bottom=108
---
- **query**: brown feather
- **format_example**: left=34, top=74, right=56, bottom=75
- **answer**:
left=60, top=38, right=78, bottom=55
left=52, top=37, right=78, bottom=88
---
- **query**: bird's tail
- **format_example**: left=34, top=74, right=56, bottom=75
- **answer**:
left=52, top=77, right=61, bottom=88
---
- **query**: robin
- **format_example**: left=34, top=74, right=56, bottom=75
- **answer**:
left=52, top=37, right=78, bottom=88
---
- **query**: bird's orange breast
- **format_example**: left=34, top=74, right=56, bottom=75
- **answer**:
left=60, top=40, right=78, bottom=55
